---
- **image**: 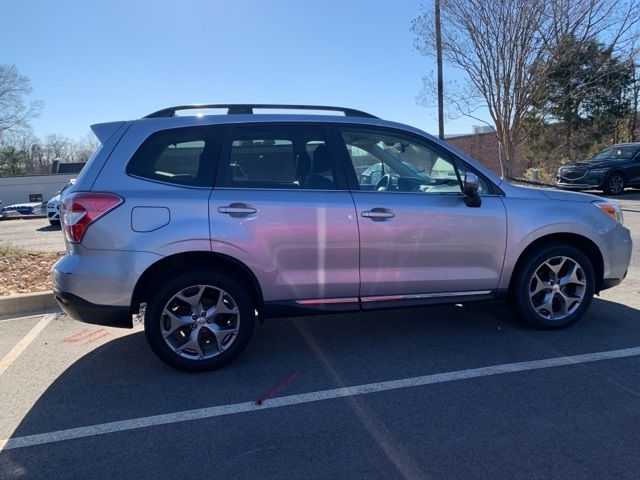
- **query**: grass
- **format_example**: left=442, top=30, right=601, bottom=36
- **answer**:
left=0, top=242, right=26, bottom=256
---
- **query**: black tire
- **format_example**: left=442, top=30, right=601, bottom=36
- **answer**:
left=145, top=270, right=255, bottom=372
left=508, top=243, right=595, bottom=329
left=602, top=173, right=625, bottom=195
left=49, top=219, right=60, bottom=226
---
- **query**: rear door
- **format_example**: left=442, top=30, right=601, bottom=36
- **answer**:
left=334, top=125, right=507, bottom=307
left=208, top=123, right=360, bottom=310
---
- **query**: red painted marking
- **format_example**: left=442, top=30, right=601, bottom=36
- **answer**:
left=63, top=328, right=108, bottom=343
left=63, top=329, right=91, bottom=343
left=255, top=370, right=299, bottom=405
left=82, top=331, right=110, bottom=345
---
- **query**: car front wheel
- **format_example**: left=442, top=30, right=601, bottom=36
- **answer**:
left=508, top=243, right=595, bottom=329
left=603, top=173, right=625, bottom=195
left=145, top=270, right=255, bottom=372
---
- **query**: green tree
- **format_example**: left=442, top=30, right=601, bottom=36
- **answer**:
left=0, top=146, right=27, bottom=176
left=530, top=36, right=634, bottom=158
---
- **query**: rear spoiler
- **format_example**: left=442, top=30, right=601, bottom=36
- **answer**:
left=90, top=121, right=126, bottom=144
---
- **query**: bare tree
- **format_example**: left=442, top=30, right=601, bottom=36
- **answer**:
left=1, top=130, right=100, bottom=175
left=412, top=0, right=640, bottom=178
left=74, top=132, right=100, bottom=162
left=0, top=65, right=42, bottom=140
left=43, top=133, right=74, bottom=163
left=626, top=42, right=640, bottom=142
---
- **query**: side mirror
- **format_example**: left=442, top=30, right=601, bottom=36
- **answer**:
left=463, top=172, right=482, bottom=207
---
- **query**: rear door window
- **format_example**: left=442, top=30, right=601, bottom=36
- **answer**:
left=218, top=125, right=339, bottom=190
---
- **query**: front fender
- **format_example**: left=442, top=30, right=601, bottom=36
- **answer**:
left=498, top=197, right=623, bottom=290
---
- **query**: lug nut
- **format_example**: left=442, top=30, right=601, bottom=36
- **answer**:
left=201, top=311, right=207, bottom=317
left=191, top=314, right=198, bottom=320
left=191, top=323, right=197, bottom=329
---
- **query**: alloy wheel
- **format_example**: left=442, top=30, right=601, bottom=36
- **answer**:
left=161, top=284, right=240, bottom=360
left=528, top=256, right=587, bottom=321
left=608, top=175, right=624, bottom=194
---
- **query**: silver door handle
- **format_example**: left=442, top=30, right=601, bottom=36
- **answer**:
left=218, top=204, right=257, bottom=215
left=361, top=208, right=395, bottom=219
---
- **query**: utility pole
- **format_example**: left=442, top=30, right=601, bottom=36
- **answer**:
left=435, top=0, right=444, bottom=140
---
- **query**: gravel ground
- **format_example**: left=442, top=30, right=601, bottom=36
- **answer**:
left=0, top=218, right=65, bottom=296
left=0, top=248, right=61, bottom=296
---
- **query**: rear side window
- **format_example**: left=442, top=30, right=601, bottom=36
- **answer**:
left=218, top=125, right=338, bottom=190
left=127, top=126, right=220, bottom=187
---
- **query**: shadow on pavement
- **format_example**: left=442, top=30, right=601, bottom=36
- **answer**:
left=36, top=224, right=60, bottom=232
left=2, top=296, right=639, bottom=444
left=2, top=296, right=639, bottom=479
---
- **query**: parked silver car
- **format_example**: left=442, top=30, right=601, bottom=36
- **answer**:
left=53, top=104, right=632, bottom=371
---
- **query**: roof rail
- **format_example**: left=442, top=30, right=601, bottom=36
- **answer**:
left=143, top=104, right=378, bottom=119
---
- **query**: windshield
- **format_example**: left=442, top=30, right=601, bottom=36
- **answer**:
left=590, top=146, right=639, bottom=161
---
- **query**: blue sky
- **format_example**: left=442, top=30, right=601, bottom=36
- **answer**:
left=1, top=0, right=487, bottom=140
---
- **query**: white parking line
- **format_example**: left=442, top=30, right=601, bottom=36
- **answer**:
left=2, top=345, right=640, bottom=451
left=0, top=314, right=54, bottom=377
left=0, top=312, right=53, bottom=324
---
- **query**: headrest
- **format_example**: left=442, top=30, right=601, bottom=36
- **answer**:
left=295, top=152, right=311, bottom=177
left=312, top=145, right=332, bottom=173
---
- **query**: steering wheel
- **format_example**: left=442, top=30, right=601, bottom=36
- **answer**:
left=374, top=174, right=392, bottom=191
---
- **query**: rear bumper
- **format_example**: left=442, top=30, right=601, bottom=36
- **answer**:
left=55, top=291, right=133, bottom=328
left=52, top=247, right=161, bottom=308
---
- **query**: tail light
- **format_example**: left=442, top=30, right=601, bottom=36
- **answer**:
left=61, top=192, right=123, bottom=243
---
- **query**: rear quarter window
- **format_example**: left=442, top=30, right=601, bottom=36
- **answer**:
left=127, top=126, right=220, bottom=187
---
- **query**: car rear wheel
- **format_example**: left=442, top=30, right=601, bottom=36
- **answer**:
left=603, top=173, right=625, bottom=195
left=508, top=243, right=595, bottom=329
left=145, top=270, right=255, bottom=372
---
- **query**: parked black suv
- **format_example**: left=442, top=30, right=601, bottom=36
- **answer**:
left=556, top=143, right=640, bottom=195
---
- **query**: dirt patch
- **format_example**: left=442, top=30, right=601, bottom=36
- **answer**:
left=0, top=246, right=62, bottom=296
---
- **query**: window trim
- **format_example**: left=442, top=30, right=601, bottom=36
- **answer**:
left=125, top=125, right=223, bottom=189
left=214, top=122, right=349, bottom=191
left=329, top=123, right=503, bottom=196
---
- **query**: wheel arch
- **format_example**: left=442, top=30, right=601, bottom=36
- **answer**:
left=509, top=233, right=604, bottom=294
left=131, top=251, right=264, bottom=313
left=607, top=169, right=627, bottom=179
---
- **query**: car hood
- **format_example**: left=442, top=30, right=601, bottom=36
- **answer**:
left=502, top=183, right=602, bottom=203
left=48, top=194, right=61, bottom=204
left=561, top=159, right=627, bottom=169
left=540, top=187, right=603, bottom=203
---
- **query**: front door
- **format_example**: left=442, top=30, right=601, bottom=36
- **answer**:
left=209, top=123, right=360, bottom=310
left=336, top=125, right=507, bottom=307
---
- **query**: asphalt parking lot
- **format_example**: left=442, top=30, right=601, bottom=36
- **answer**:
left=0, top=218, right=64, bottom=252
left=0, top=192, right=639, bottom=479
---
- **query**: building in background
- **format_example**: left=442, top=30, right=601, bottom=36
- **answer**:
left=446, top=126, right=526, bottom=178
left=51, top=160, right=85, bottom=174
left=0, top=173, right=79, bottom=207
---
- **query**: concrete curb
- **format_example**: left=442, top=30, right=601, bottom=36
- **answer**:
left=0, top=291, right=59, bottom=318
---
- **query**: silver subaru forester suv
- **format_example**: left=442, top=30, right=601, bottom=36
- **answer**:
left=53, top=104, right=632, bottom=372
